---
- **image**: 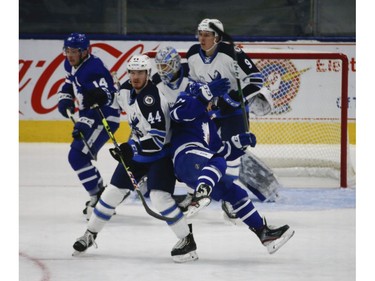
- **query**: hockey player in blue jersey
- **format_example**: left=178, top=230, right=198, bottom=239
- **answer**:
left=187, top=19, right=282, bottom=218
left=170, top=82, right=294, bottom=254
left=57, top=33, right=121, bottom=219
left=72, top=55, right=198, bottom=263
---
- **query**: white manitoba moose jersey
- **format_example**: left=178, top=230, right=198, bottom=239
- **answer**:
left=116, top=80, right=171, bottom=162
left=187, top=42, right=273, bottom=115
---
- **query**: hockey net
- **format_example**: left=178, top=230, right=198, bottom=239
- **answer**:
left=146, top=50, right=355, bottom=188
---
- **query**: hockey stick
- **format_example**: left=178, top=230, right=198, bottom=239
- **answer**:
left=209, top=22, right=249, bottom=131
left=66, top=109, right=97, bottom=161
left=93, top=105, right=177, bottom=223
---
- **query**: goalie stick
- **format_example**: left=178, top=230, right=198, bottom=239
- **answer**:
left=66, top=109, right=97, bottom=161
left=209, top=22, right=249, bottom=131
left=93, top=105, right=178, bottom=223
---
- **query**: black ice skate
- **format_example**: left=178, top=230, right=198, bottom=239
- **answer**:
left=185, top=184, right=212, bottom=218
left=171, top=225, right=198, bottom=263
left=251, top=219, right=295, bottom=254
left=72, top=230, right=98, bottom=256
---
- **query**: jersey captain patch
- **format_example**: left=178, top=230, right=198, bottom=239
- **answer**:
left=143, top=95, right=155, bottom=106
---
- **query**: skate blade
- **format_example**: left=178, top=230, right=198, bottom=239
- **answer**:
left=185, top=198, right=211, bottom=218
left=222, top=211, right=239, bottom=225
left=172, top=251, right=199, bottom=263
left=267, top=228, right=295, bottom=254
left=72, top=250, right=86, bottom=257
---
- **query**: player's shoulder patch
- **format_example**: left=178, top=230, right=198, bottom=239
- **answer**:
left=143, top=95, right=155, bottom=106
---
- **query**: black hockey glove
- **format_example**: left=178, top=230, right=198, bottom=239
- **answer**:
left=217, top=90, right=242, bottom=114
left=109, top=141, right=139, bottom=163
left=82, top=87, right=112, bottom=108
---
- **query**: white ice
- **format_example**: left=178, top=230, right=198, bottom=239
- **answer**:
left=18, top=143, right=356, bottom=281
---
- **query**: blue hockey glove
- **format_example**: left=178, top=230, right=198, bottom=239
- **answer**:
left=58, top=92, right=75, bottom=118
left=72, top=116, right=95, bottom=140
left=82, top=87, right=112, bottom=108
left=217, top=90, right=242, bottom=114
left=207, top=77, right=230, bottom=97
left=230, top=132, right=256, bottom=150
left=188, top=82, right=215, bottom=104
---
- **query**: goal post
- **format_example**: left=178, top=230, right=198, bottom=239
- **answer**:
left=145, top=50, right=354, bottom=188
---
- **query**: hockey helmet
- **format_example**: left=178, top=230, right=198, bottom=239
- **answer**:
left=197, top=18, right=224, bottom=37
left=155, top=46, right=181, bottom=84
left=63, top=33, right=90, bottom=51
left=127, top=55, right=152, bottom=76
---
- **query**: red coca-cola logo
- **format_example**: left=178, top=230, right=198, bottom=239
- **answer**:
left=19, top=42, right=159, bottom=115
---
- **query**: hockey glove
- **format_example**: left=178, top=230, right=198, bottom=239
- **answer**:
left=230, top=132, right=256, bottom=150
left=109, top=140, right=139, bottom=163
left=187, top=82, right=214, bottom=104
left=207, top=77, right=230, bottom=98
left=58, top=92, right=75, bottom=118
left=72, top=116, right=95, bottom=140
left=82, top=87, right=113, bottom=108
left=217, top=90, right=242, bottom=114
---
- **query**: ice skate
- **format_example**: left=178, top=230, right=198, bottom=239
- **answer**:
left=171, top=229, right=198, bottom=263
left=185, top=184, right=212, bottom=218
left=72, top=230, right=98, bottom=256
left=221, top=201, right=239, bottom=225
left=251, top=219, right=294, bottom=254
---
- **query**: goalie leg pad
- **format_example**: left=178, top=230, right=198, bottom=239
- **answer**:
left=239, top=151, right=281, bottom=202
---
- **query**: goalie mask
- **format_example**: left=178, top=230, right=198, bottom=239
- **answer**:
left=197, top=18, right=224, bottom=39
left=155, top=46, right=181, bottom=84
left=127, top=55, right=152, bottom=77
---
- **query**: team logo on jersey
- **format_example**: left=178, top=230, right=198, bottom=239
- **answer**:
left=255, top=59, right=310, bottom=115
left=143, top=95, right=155, bottom=106
left=234, top=46, right=242, bottom=53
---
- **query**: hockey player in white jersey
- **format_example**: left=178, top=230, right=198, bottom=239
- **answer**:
left=169, top=82, right=294, bottom=254
left=56, top=33, right=121, bottom=219
left=72, top=55, right=198, bottom=263
left=187, top=19, right=282, bottom=218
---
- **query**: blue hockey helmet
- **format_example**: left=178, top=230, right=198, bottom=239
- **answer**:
left=63, top=33, right=90, bottom=51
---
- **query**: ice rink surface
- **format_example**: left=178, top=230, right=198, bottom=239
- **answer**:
left=19, top=143, right=356, bottom=281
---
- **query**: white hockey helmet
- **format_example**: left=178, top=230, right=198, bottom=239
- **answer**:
left=197, top=18, right=224, bottom=37
left=154, top=46, right=181, bottom=84
left=127, top=54, right=152, bottom=76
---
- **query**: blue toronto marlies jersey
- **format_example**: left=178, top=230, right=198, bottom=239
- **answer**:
left=60, top=54, right=119, bottom=111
